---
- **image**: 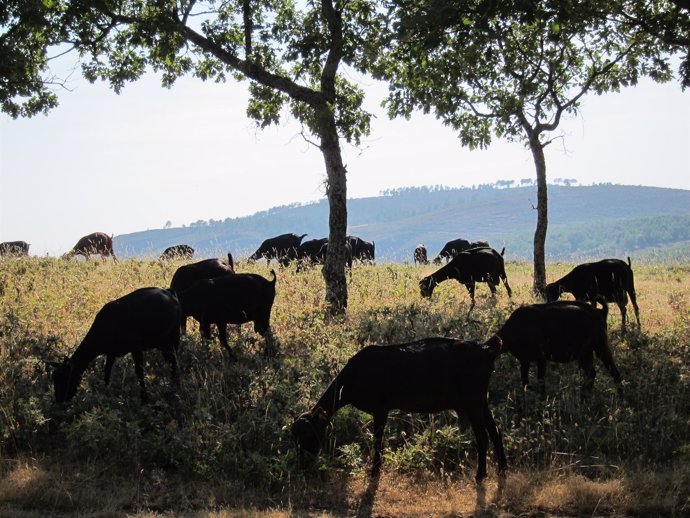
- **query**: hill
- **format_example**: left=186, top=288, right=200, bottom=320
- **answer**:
left=114, top=184, right=690, bottom=262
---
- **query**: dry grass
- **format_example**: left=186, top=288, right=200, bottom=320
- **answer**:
left=1, top=456, right=688, bottom=517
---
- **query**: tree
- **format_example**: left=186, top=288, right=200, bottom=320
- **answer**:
left=377, top=1, right=677, bottom=293
left=0, top=0, right=63, bottom=118
left=2, top=0, right=383, bottom=313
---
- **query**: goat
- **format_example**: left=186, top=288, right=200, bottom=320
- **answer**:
left=414, top=244, right=428, bottom=265
left=545, top=258, right=640, bottom=332
left=176, top=270, right=277, bottom=357
left=494, top=300, right=621, bottom=398
left=0, top=240, right=30, bottom=257
left=65, top=232, right=116, bottom=260
left=249, top=233, right=307, bottom=266
left=433, top=238, right=471, bottom=264
left=296, top=238, right=352, bottom=272
left=420, top=247, right=512, bottom=313
left=347, top=236, right=375, bottom=264
left=48, top=287, right=181, bottom=404
left=169, top=253, right=235, bottom=333
left=160, top=244, right=194, bottom=260
left=291, top=337, right=507, bottom=482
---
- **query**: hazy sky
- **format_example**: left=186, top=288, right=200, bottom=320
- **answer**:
left=1, top=64, right=689, bottom=256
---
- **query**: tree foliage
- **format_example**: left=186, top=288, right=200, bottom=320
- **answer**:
left=375, top=0, right=679, bottom=292
left=0, top=0, right=63, bottom=117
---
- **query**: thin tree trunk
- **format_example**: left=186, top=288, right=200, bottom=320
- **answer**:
left=319, top=108, right=348, bottom=314
left=529, top=137, right=548, bottom=296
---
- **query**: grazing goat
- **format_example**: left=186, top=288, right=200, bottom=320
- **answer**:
left=249, top=233, right=307, bottom=266
left=433, top=238, right=471, bottom=264
left=296, top=238, right=353, bottom=271
left=176, top=270, right=277, bottom=357
left=296, top=238, right=329, bottom=269
left=347, top=236, right=375, bottom=263
left=414, top=244, right=428, bottom=265
left=0, top=240, right=30, bottom=257
left=49, top=288, right=181, bottom=404
left=420, top=247, right=512, bottom=312
left=169, top=254, right=235, bottom=333
left=65, top=232, right=116, bottom=260
left=291, top=337, right=507, bottom=482
left=494, top=301, right=621, bottom=398
left=545, top=258, right=640, bottom=332
left=160, top=244, right=195, bottom=260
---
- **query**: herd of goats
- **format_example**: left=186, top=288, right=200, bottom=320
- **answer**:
left=0, top=231, right=642, bottom=482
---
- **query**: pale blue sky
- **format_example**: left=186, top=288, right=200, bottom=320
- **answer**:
left=1, top=67, right=689, bottom=256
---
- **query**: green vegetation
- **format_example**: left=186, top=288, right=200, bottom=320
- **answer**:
left=0, top=258, right=688, bottom=516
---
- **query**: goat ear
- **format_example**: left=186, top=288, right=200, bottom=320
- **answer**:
left=43, top=360, right=62, bottom=369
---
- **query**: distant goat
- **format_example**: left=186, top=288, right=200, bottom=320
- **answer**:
left=494, top=300, right=621, bottom=398
left=291, top=337, right=507, bottom=482
left=545, top=258, right=640, bottom=332
left=176, top=270, right=277, bottom=357
left=169, top=254, right=235, bottom=333
left=160, top=244, right=194, bottom=260
left=420, top=247, right=512, bottom=312
left=433, top=239, right=490, bottom=264
left=65, top=232, right=116, bottom=260
left=0, top=240, right=30, bottom=257
left=414, top=244, right=428, bottom=265
left=48, top=287, right=181, bottom=404
left=249, top=233, right=307, bottom=266
left=296, top=238, right=353, bottom=271
left=347, top=236, right=375, bottom=263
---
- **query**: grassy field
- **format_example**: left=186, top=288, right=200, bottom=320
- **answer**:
left=0, top=257, right=688, bottom=517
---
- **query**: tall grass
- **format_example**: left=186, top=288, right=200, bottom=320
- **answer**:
left=0, top=257, right=688, bottom=515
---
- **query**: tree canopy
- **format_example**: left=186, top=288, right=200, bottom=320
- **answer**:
left=375, top=0, right=681, bottom=292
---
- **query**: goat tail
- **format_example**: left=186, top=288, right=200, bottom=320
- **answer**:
left=500, top=247, right=506, bottom=256
left=269, top=269, right=277, bottom=283
left=627, top=256, right=632, bottom=268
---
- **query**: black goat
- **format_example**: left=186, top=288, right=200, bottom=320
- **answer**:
left=0, top=240, right=30, bottom=257
left=291, top=337, right=507, bottom=482
left=297, top=238, right=352, bottom=271
left=420, top=247, right=512, bottom=312
left=169, top=253, right=235, bottom=333
left=433, top=238, right=471, bottom=264
left=347, top=236, right=375, bottom=263
left=545, top=258, right=640, bottom=332
left=176, top=270, right=277, bottom=357
left=249, top=233, right=307, bottom=266
left=432, top=239, right=491, bottom=264
left=414, top=244, right=428, bottom=265
left=494, top=300, right=621, bottom=397
left=49, top=287, right=181, bottom=404
left=160, top=244, right=194, bottom=260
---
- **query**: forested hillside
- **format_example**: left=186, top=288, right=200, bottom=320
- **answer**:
left=114, top=184, right=690, bottom=262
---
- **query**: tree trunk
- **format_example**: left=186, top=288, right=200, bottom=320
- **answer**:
left=318, top=107, right=348, bottom=314
left=529, top=136, right=548, bottom=296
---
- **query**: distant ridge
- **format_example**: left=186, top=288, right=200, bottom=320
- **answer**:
left=114, top=184, right=690, bottom=262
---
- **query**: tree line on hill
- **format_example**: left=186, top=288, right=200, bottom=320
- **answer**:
left=113, top=185, right=690, bottom=263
